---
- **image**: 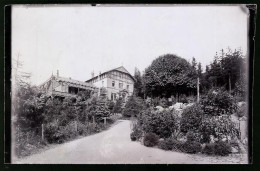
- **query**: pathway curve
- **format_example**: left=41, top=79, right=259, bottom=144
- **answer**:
left=14, top=120, right=248, bottom=164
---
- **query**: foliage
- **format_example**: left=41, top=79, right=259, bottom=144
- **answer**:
left=15, top=129, right=47, bottom=157
left=113, top=97, right=123, bottom=113
left=171, top=139, right=185, bottom=152
left=179, top=94, right=188, bottom=103
left=214, top=141, right=232, bottom=156
left=130, top=129, right=143, bottom=141
left=140, top=108, right=178, bottom=138
left=202, top=48, right=246, bottom=92
left=122, top=96, right=144, bottom=117
left=202, top=141, right=231, bottom=156
left=182, top=141, right=202, bottom=154
left=159, top=97, right=169, bottom=108
left=180, top=104, right=203, bottom=133
left=237, top=103, right=247, bottom=118
left=186, top=131, right=201, bottom=142
left=201, top=89, right=237, bottom=116
left=143, top=54, right=197, bottom=98
left=158, top=138, right=176, bottom=151
left=143, top=133, right=159, bottom=147
left=134, top=67, right=145, bottom=98
left=202, top=143, right=216, bottom=155
left=106, top=100, right=115, bottom=113
left=199, top=115, right=239, bottom=143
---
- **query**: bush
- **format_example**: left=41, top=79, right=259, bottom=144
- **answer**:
left=172, top=139, right=185, bottom=152
left=180, top=104, right=203, bottom=133
left=140, top=109, right=178, bottom=138
left=179, top=94, right=188, bottom=103
left=202, top=143, right=215, bottom=155
left=130, top=129, right=143, bottom=141
left=182, top=141, right=202, bottom=154
left=187, top=96, right=196, bottom=103
left=201, top=89, right=237, bottom=116
left=186, top=131, right=201, bottom=142
left=237, top=103, right=247, bottom=117
left=199, top=115, right=238, bottom=143
left=143, top=133, right=159, bottom=147
left=158, top=138, right=175, bottom=151
left=122, top=96, right=144, bottom=117
left=214, top=141, right=232, bottom=156
left=159, top=98, right=169, bottom=108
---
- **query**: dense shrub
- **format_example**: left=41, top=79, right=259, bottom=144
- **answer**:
left=187, top=96, right=196, bottom=103
left=186, top=131, right=201, bottom=142
left=201, top=89, right=237, bottom=116
left=130, top=128, right=143, bottom=141
left=171, top=139, right=185, bottom=152
left=214, top=141, right=232, bottom=156
left=140, top=109, right=178, bottom=138
left=159, top=98, right=169, bottom=108
left=199, top=115, right=238, bottom=143
left=202, top=143, right=215, bottom=155
left=179, top=94, right=188, bottom=103
left=158, top=138, right=175, bottom=151
left=180, top=104, right=203, bottom=133
left=113, top=97, right=123, bottom=113
left=143, top=133, right=159, bottom=147
left=182, top=141, right=202, bottom=154
left=123, top=96, right=144, bottom=117
left=237, top=103, right=247, bottom=117
left=203, top=141, right=231, bottom=156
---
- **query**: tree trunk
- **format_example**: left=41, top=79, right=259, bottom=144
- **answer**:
left=92, top=116, right=95, bottom=124
left=229, top=74, right=232, bottom=94
left=197, top=77, right=200, bottom=103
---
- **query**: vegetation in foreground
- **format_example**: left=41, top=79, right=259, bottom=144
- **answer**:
left=13, top=85, right=123, bottom=158
left=128, top=49, right=248, bottom=157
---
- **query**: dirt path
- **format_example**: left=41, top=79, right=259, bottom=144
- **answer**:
left=14, top=120, right=248, bottom=164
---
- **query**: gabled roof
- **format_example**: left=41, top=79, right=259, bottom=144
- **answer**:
left=56, top=76, right=95, bottom=87
left=38, top=75, right=96, bottom=88
left=86, top=66, right=135, bottom=82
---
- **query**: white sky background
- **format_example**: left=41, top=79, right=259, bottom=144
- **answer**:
left=12, top=5, right=249, bottom=86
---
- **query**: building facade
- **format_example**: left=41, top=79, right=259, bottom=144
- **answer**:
left=85, top=66, right=135, bottom=101
left=38, top=71, right=97, bottom=98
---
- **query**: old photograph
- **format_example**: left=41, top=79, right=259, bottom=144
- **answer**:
left=10, top=4, right=251, bottom=164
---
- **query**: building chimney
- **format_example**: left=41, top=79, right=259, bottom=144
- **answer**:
left=91, top=71, right=94, bottom=78
left=57, top=70, right=59, bottom=77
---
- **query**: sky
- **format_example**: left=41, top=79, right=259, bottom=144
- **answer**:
left=12, top=5, right=249, bottom=85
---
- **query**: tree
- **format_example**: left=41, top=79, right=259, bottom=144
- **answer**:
left=122, top=96, right=144, bottom=117
left=134, top=67, right=144, bottom=98
left=203, top=48, right=246, bottom=92
left=143, top=54, right=197, bottom=98
left=197, top=62, right=202, bottom=78
left=191, top=57, right=197, bottom=70
left=113, top=97, right=123, bottom=113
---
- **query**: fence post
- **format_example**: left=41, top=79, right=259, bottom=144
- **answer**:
left=41, top=124, right=44, bottom=141
left=104, top=117, right=107, bottom=125
left=75, top=121, right=77, bottom=132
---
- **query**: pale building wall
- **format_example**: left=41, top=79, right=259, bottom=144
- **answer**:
left=90, top=73, right=134, bottom=100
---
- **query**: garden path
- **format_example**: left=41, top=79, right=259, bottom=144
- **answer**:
left=14, top=120, right=247, bottom=164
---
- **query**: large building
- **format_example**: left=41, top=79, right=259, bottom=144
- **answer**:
left=38, top=71, right=97, bottom=98
left=85, top=66, right=135, bottom=101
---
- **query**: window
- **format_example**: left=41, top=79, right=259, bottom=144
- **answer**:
left=112, top=81, right=115, bottom=87
left=111, top=93, right=116, bottom=101
left=119, top=83, right=123, bottom=89
left=127, top=85, right=129, bottom=90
